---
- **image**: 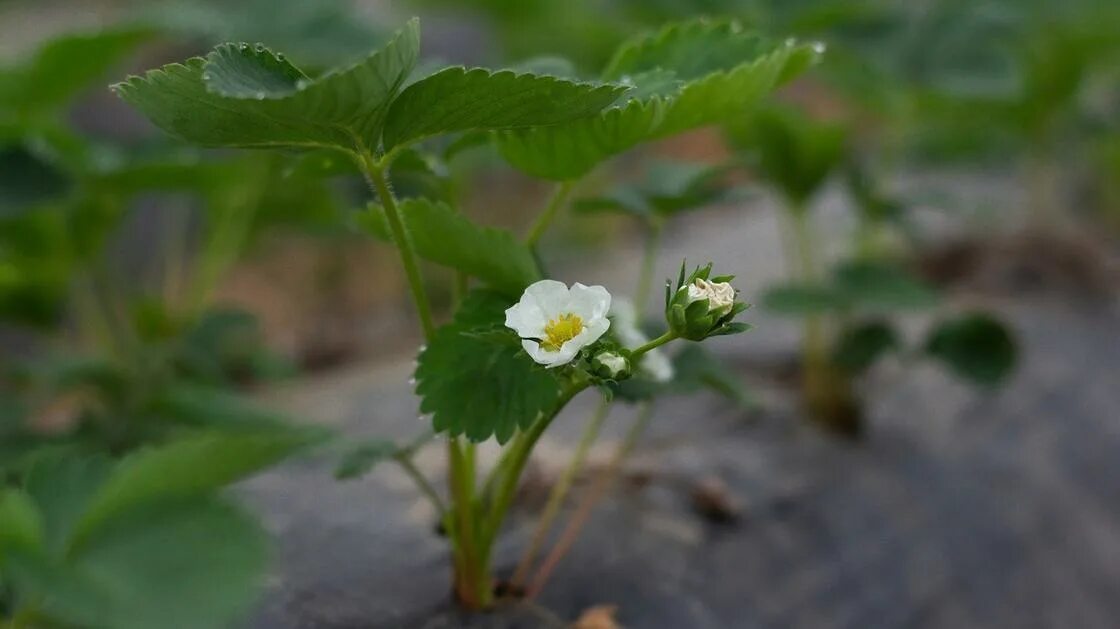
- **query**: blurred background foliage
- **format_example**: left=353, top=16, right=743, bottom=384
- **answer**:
left=0, top=0, right=1116, bottom=623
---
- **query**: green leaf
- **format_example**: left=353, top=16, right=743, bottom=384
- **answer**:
left=726, top=104, right=848, bottom=206
left=603, top=18, right=775, bottom=83
left=6, top=498, right=269, bottom=629
left=415, top=291, right=562, bottom=444
left=70, top=430, right=318, bottom=547
left=382, top=66, right=626, bottom=150
left=760, top=282, right=846, bottom=315
left=149, top=384, right=296, bottom=430
left=832, top=320, right=899, bottom=374
left=495, top=98, right=665, bottom=180
left=925, top=313, right=1017, bottom=387
left=0, top=28, right=151, bottom=116
left=113, top=20, right=419, bottom=151
left=334, top=439, right=401, bottom=480
left=0, top=489, right=44, bottom=561
left=0, top=144, right=74, bottom=214
left=362, top=198, right=541, bottom=296
left=23, top=454, right=114, bottom=553
left=495, top=20, right=820, bottom=181
left=201, top=41, right=309, bottom=97
left=575, top=160, right=741, bottom=221
left=832, top=260, right=939, bottom=311
left=673, top=345, right=756, bottom=410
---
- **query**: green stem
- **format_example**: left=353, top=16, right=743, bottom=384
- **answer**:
left=528, top=401, right=654, bottom=597
left=357, top=150, right=486, bottom=604
left=358, top=151, right=436, bottom=338
left=525, top=181, right=575, bottom=247
left=447, top=439, right=488, bottom=607
left=479, top=383, right=585, bottom=561
left=395, top=455, right=448, bottom=516
left=631, top=331, right=677, bottom=361
left=511, top=394, right=611, bottom=588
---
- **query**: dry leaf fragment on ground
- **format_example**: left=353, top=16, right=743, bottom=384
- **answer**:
left=572, top=604, right=622, bottom=629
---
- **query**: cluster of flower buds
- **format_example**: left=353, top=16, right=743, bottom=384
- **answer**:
left=665, top=262, right=750, bottom=341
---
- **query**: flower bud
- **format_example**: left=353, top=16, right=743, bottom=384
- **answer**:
left=666, top=262, right=751, bottom=341
left=686, top=278, right=736, bottom=317
left=592, top=351, right=630, bottom=380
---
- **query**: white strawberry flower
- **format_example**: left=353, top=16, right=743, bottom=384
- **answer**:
left=505, top=280, right=612, bottom=368
left=610, top=299, right=674, bottom=383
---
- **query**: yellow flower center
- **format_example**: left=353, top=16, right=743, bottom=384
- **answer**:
left=541, top=313, right=583, bottom=352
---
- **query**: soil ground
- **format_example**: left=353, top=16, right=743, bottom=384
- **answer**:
left=242, top=189, right=1120, bottom=628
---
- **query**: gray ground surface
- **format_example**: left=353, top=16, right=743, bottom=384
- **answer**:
left=242, top=187, right=1120, bottom=628
left=244, top=295, right=1120, bottom=629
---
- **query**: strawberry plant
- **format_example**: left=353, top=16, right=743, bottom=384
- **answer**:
left=114, top=16, right=818, bottom=608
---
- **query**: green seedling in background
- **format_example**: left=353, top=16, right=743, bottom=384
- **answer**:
left=728, top=104, right=1017, bottom=435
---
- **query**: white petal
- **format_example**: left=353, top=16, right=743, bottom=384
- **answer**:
left=505, top=301, right=545, bottom=338
left=523, top=279, right=570, bottom=318
left=566, top=283, right=611, bottom=322
left=580, top=316, right=611, bottom=345
left=522, top=339, right=578, bottom=368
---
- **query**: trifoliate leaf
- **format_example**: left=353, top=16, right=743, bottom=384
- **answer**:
left=361, top=199, right=540, bottom=296
left=832, top=320, right=899, bottom=374
left=415, top=291, right=563, bottom=444
left=925, top=313, right=1017, bottom=387
left=382, top=66, right=626, bottom=150
left=113, top=20, right=419, bottom=152
left=495, top=19, right=820, bottom=181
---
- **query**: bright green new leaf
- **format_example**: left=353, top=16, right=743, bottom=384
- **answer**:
left=495, top=19, right=820, bottom=181
left=415, top=291, right=562, bottom=444
left=113, top=20, right=420, bottom=151
left=361, top=199, right=541, bottom=296
left=382, top=66, right=626, bottom=150
left=70, top=429, right=318, bottom=547
left=925, top=313, right=1017, bottom=387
